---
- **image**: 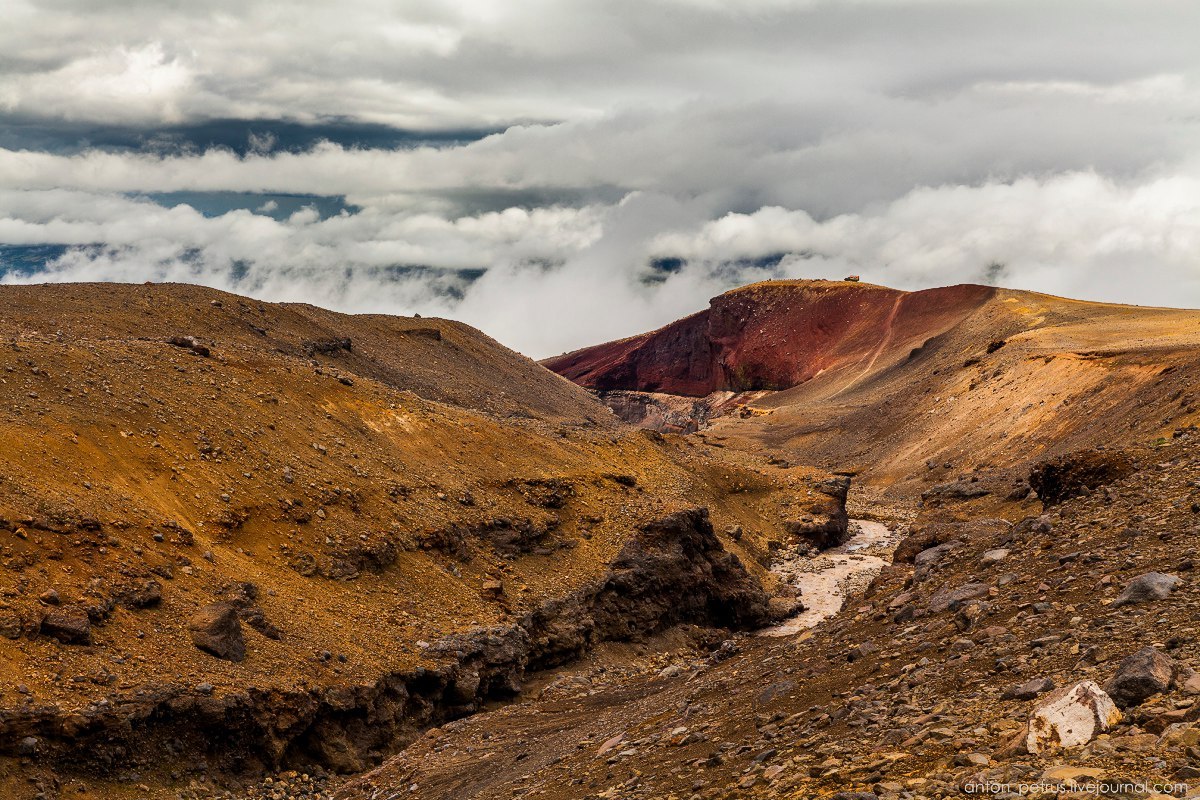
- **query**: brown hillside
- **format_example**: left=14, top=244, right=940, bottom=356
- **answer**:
left=0, top=283, right=846, bottom=799
left=547, top=280, right=1200, bottom=492
left=706, top=287, right=1200, bottom=489
left=340, top=282, right=1200, bottom=800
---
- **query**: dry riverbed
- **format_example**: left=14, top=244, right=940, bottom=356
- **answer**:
left=763, top=519, right=901, bottom=636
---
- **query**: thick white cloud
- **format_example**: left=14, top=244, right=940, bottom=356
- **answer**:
left=7, top=171, right=1200, bottom=357
left=650, top=170, right=1200, bottom=304
left=3, top=0, right=1200, bottom=356
left=4, top=1, right=1199, bottom=128
left=0, top=188, right=604, bottom=271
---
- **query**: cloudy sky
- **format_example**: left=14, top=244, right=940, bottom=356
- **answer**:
left=3, top=1, right=1200, bottom=357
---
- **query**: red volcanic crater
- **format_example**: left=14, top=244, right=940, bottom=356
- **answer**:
left=544, top=280, right=995, bottom=396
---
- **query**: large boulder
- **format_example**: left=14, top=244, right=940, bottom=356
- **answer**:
left=188, top=601, right=246, bottom=662
left=1112, top=572, right=1181, bottom=608
left=1104, top=647, right=1175, bottom=707
left=1021, top=681, right=1121, bottom=753
left=913, top=542, right=957, bottom=582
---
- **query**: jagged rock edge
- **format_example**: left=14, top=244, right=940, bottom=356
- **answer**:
left=0, top=507, right=771, bottom=777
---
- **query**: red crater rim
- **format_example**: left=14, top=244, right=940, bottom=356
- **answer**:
left=543, top=279, right=997, bottom=396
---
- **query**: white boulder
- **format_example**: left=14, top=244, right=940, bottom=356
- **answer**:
left=1023, top=681, right=1121, bottom=753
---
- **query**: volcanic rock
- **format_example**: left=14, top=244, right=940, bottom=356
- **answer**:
left=913, top=542, right=957, bottom=582
left=39, top=608, right=91, bottom=645
left=166, top=335, right=211, bottom=357
left=1104, top=647, right=1176, bottom=708
left=1002, top=677, right=1056, bottom=701
left=894, top=519, right=1010, bottom=564
left=188, top=602, right=246, bottom=662
left=0, top=611, right=23, bottom=640
left=1112, top=572, right=1181, bottom=607
left=928, top=582, right=992, bottom=613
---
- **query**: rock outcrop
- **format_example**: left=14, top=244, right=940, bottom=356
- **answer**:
left=38, top=608, right=91, bottom=645
left=1028, top=449, right=1136, bottom=506
left=188, top=602, right=247, bottom=662
left=784, top=476, right=851, bottom=548
left=0, top=508, right=769, bottom=776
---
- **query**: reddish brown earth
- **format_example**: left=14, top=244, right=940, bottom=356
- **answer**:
left=335, top=281, right=1200, bottom=800
left=543, top=280, right=995, bottom=396
left=0, top=283, right=846, bottom=800
left=548, top=279, right=1200, bottom=496
left=6, top=279, right=1200, bottom=800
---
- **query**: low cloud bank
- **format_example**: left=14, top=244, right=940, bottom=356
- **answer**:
left=5, top=167, right=1199, bottom=358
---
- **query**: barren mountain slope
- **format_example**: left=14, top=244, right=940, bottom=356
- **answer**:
left=547, top=280, right=1200, bottom=492
left=543, top=280, right=995, bottom=396
left=336, top=281, right=1200, bottom=800
left=0, top=282, right=601, bottom=422
left=0, top=283, right=847, bottom=799
left=341, top=433, right=1200, bottom=800
left=709, top=287, right=1200, bottom=491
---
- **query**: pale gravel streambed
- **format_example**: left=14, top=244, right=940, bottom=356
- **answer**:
left=761, top=519, right=900, bottom=636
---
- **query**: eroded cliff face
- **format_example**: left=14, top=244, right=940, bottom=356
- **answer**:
left=0, top=507, right=790, bottom=778
left=543, top=280, right=994, bottom=396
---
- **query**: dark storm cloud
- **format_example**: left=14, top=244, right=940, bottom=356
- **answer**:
left=2, top=0, right=1200, bottom=356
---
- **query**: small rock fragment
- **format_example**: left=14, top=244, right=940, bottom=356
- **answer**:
left=188, top=602, right=246, bottom=662
left=1112, top=572, right=1180, bottom=607
left=1002, top=676, right=1056, bottom=701
left=981, top=548, right=1010, bottom=565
